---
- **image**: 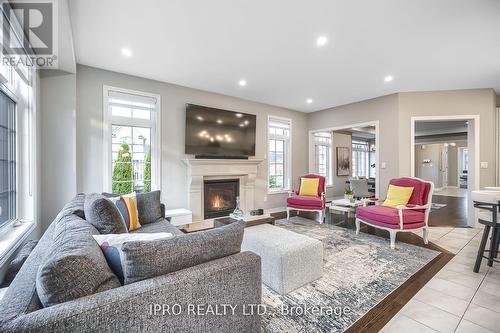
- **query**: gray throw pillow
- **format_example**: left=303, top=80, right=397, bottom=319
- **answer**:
left=36, top=216, right=121, bottom=307
left=121, top=220, right=245, bottom=284
left=84, top=193, right=127, bottom=234
left=136, top=190, right=162, bottom=224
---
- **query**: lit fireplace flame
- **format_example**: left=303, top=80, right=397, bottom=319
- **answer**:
left=212, top=195, right=222, bottom=209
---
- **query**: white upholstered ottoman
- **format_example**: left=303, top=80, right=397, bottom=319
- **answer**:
left=241, top=224, right=323, bottom=295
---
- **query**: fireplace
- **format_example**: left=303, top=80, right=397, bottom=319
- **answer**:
left=204, top=179, right=239, bottom=219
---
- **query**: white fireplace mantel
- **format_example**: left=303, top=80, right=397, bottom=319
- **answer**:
left=182, top=158, right=264, bottom=223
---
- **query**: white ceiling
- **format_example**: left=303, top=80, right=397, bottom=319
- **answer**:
left=69, top=0, right=500, bottom=112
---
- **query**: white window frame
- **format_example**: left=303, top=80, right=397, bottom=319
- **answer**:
left=313, top=132, right=332, bottom=185
left=102, top=85, right=161, bottom=193
left=352, top=139, right=370, bottom=178
left=267, top=116, right=292, bottom=193
left=0, top=58, right=37, bottom=267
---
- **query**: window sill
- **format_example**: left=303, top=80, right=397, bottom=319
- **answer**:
left=0, top=221, right=36, bottom=268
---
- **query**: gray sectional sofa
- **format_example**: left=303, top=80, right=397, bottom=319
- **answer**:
left=0, top=194, right=262, bottom=332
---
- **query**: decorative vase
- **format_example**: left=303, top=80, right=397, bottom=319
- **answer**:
left=230, top=196, right=244, bottom=219
left=345, top=194, right=354, bottom=201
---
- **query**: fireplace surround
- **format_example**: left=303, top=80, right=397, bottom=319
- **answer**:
left=183, top=158, right=263, bottom=223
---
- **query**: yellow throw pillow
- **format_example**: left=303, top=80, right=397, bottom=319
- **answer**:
left=299, top=177, right=320, bottom=196
left=383, top=185, right=414, bottom=208
left=109, top=192, right=141, bottom=231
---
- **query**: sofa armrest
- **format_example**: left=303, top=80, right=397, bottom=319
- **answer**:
left=4, top=252, right=261, bottom=333
left=160, top=203, right=166, bottom=218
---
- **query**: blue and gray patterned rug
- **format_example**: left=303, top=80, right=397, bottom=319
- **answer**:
left=262, top=217, right=439, bottom=333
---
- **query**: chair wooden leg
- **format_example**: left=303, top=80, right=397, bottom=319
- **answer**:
left=474, top=225, right=490, bottom=273
left=389, top=230, right=397, bottom=249
left=355, top=219, right=360, bottom=235
left=423, top=228, right=429, bottom=245
left=286, top=208, right=290, bottom=220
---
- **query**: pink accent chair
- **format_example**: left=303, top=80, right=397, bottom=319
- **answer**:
left=355, top=177, right=434, bottom=249
left=287, top=174, right=326, bottom=223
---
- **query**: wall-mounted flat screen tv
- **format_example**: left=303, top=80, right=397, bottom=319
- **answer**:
left=185, top=104, right=256, bottom=157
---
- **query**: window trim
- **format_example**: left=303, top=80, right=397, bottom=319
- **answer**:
left=0, top=66, right=37, bottom=264
left=102, top=85, right=161, bottom=193
left=313, top=132, right=332, bottom=185
left=0, top=83, right=19, bottom=232
left=267, top=115, right=292, bottom=193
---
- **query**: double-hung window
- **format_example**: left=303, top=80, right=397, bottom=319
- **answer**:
left=0, top=90, right=16, bottom=229
left=352, top=139, right=369, bottom=178
left=313, top=132, right=332, bottom=185
left=268, top=117, right=291, bottom=192
left=103, top=86, right=160, bottom=194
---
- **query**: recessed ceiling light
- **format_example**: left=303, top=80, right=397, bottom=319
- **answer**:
left=384, top=75, right=393, bottom=82
left=306, top=98, right=313, bottom=104
left=216, top=119, right=223, bottom=124
left=238, top=79, right=247, bottom=87
left=121, top=48, right=132, bottom=57
left=316, top=36, right=328, bottom=47
left=235, top=113, right=243, bottom=118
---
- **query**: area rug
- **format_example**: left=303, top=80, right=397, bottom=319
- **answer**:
left=261, top=217, right=439, bottom=333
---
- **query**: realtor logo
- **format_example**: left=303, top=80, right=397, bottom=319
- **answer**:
left=1, top=0, right=58, bottom=68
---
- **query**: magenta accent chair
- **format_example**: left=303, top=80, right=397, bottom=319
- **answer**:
left=286, top=174, right=326, bottom=223
left=355, top=177, right=434, bottom=249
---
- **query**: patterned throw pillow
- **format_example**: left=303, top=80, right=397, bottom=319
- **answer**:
left=108, top=192, right=141, bottom=231
left=93, top=233, right=173, bottom=284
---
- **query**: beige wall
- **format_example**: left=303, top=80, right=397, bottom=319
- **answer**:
left=40, top=71, right=77, bottom=230
left=415, top=144, right=442, bottom=187
left=398, top=89, right=497, bottom=188
left=76, top=65, right=308, bottom=211
left=497, top=94, right=500, bottom=107
left=330, top=132, right=352, bottom=197
left=308, top=94, right=399, bottom=198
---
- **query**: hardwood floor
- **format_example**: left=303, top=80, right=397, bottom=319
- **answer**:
left=429, top=195, right=468, bottom=227
left=271, top=210, right=455, bottom=333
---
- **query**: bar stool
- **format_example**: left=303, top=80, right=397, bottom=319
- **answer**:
left=471, top=190, right=500, bottom=273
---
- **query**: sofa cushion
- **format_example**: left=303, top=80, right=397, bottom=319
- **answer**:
left=136, top=190, right=163, bottom=225
left=84, top=193, right=128, bottom=234
left=287, top=195, right=323, bottom=209
left=0, top=240, right=38, bottom=287
left=356, top=205, right=425, bottom=226
left=121, top=220, right=244, bottom=284
left=93, top=233, right=173, bottom=284
left=131, top=218, right=183, bottom=235
left=36, top=216, right=121, bottom=307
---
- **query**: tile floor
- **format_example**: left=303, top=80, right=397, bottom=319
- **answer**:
left=382, top=225, right=500, bottom=333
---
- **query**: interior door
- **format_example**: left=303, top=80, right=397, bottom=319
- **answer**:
left=440, top=145, right=448, bottom=188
